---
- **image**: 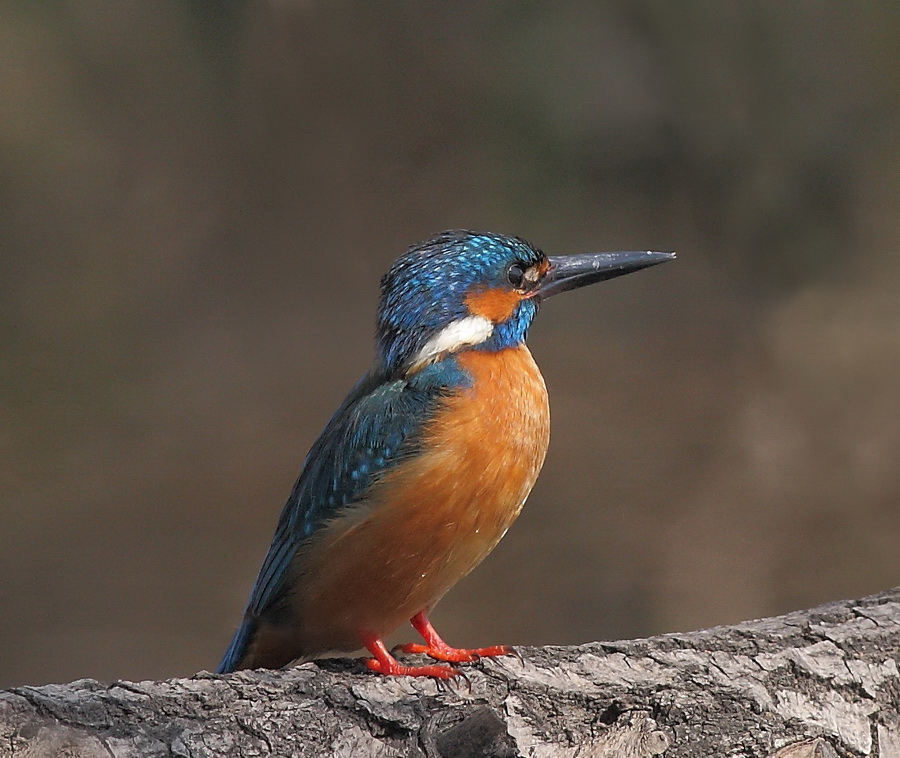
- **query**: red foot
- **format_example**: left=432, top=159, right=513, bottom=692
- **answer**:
left=395, top=611, right=515, bottom=663
left=362, top=636, right=460, bottom=680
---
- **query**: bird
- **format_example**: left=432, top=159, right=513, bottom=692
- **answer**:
left=217, top=230, right=673, bottom=679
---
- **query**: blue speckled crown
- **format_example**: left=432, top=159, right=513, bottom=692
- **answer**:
left=376, top=230, right=544, bottom=373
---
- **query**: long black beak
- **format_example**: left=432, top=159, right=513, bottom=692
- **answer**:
left=537, top=251, right=675, bottom=300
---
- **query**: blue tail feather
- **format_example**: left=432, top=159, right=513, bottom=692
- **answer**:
left=217, top=617, right=256, bottom=674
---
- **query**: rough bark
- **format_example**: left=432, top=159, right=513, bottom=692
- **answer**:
left=2, top=590, right=899, bottom=758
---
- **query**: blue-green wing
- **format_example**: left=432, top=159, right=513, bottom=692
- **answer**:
left=247, top=372, right=439, bottom=616
left=218, top=362, right=466, bottom=672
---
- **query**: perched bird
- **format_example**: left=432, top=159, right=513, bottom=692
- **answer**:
left=218, top=230, right=673, bottom=679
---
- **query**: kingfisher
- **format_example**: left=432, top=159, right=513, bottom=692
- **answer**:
left=218, top=231, right=673, bottom=679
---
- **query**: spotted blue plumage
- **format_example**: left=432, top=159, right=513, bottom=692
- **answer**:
left=217, top=231, right=547, bottom=674
left=377, top=230, right=544, bottom=374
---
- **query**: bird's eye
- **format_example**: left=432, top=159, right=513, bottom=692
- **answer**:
left=507, top=262, right=526, bottom=289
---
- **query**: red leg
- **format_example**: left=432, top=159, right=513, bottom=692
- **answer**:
left=396, top=610, right=514, bottom=663
left=362, top=635, right=460, bottom=679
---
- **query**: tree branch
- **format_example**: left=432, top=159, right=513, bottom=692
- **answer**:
left=3, top=590, right=899, bottom=757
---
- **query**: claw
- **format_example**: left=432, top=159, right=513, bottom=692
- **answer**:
left=506, top=645, right=524, bottom=665
left=435, top=667, right=473, bottom=695
left=455, top=669, right=473, bottom=695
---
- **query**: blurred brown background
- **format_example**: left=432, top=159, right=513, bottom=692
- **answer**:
left=2, top=2, right=898, bottom=689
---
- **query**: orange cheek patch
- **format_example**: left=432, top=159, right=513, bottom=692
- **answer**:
left=465, top=287, right=521, bottom=323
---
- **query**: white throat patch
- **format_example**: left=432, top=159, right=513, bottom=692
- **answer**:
left=409, top=315, right=494, bottom=370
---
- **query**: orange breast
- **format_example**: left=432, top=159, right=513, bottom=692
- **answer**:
left=291, top=345, right=550, bottom=654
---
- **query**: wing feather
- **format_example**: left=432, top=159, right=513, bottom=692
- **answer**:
left=244, top=368, right=451, bottom=619
left=217, top=360, right=471, bottom=672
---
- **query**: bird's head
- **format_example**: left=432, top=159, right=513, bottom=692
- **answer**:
left=376, top=230, right=673, bottom=375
